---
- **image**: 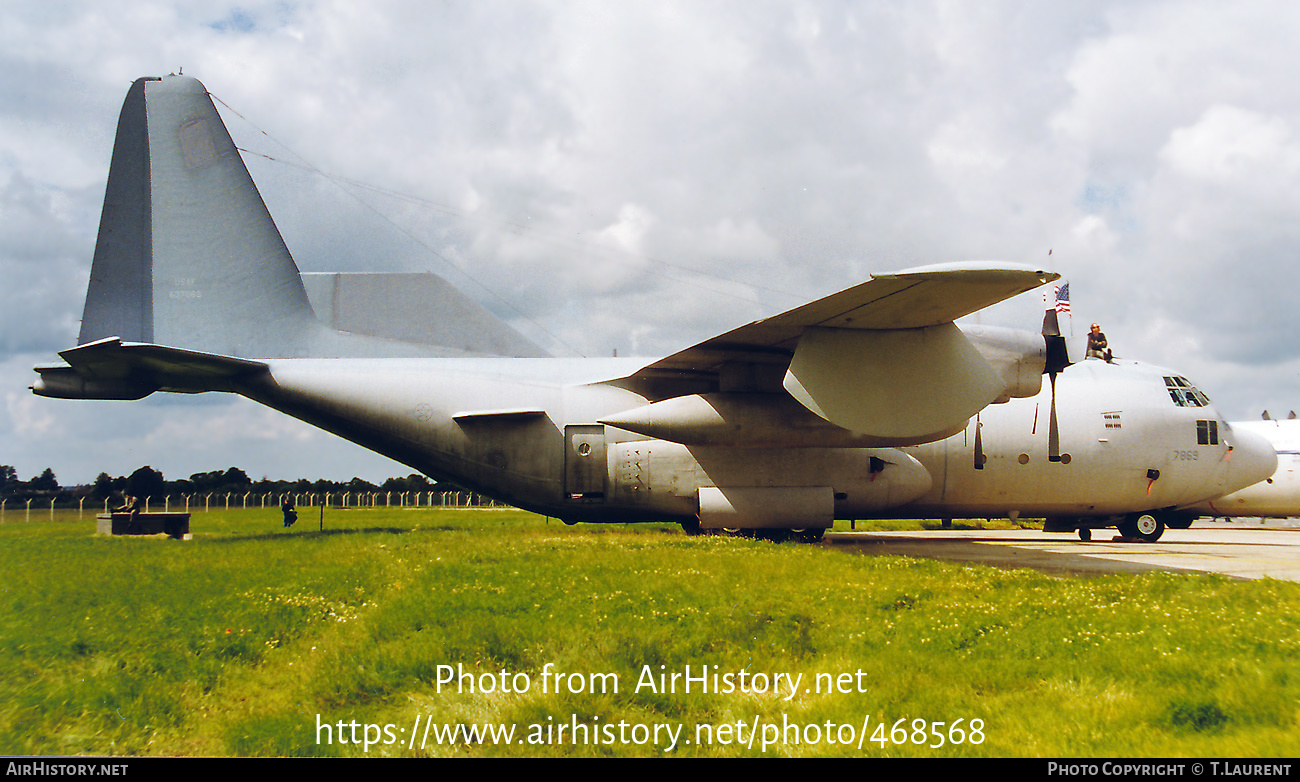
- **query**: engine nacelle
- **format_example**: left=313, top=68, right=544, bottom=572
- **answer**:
left=960, top=324, right=1046, bottom=403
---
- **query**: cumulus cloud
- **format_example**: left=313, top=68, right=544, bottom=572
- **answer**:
left=0, top=173, right=95, bottom=353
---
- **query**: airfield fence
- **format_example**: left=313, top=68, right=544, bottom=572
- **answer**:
left=0, top=491, right=510, bottom=521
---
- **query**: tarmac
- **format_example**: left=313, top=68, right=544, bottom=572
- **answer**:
left=826, top=519, right=1300, bottom=581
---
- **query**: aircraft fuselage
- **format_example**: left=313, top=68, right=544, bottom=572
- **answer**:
left=243, top=352, right=1274, bottom=530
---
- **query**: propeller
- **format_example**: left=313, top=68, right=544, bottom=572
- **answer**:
left=1041, top=292, right=1072, bottom=463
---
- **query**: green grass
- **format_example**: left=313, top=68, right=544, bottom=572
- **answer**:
left=0, top=508, right=1297, bottom=757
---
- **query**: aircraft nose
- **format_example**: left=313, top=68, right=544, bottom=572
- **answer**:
left=1225, top=425, right=1278, bottom=494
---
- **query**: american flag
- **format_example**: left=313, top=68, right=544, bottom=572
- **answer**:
left=1053, top=282, right=1070, bottom=314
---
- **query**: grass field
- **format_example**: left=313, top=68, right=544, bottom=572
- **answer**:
left=1, top=507, right=1297, bottom=757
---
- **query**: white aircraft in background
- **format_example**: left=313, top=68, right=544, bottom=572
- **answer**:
left=1189, top=416, right=1300, bottom=520
left=31, top=74, right=1276, bottom=543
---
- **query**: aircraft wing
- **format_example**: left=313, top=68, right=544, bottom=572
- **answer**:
left=611, top=262, right=1057, bottom=443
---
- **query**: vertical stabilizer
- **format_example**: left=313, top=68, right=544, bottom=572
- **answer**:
left=80, top=78, right=154, bottom=345
left=79, top=75, right=319, bottom=358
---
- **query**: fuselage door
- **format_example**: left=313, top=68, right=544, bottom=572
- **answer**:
left=565, top=424, right=607, bottom=500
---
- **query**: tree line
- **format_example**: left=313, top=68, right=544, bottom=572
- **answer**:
left=0, top=465, right=459, bottom=507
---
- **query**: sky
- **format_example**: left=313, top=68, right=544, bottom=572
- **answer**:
left=3, top=1, right=1300, bottom=486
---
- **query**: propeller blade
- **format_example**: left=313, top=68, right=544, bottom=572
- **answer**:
left=1040, top=281, right=1069, bottom=462
left=1044, top=334, right=1069, bottom=375
left=1048, top=372, right=1061, bottom=462
left=974, top=414, right=985, bottom=470
left=1041, top=284, right=1071, bottom=374
left=1041, top=306, right=1061, bottom=338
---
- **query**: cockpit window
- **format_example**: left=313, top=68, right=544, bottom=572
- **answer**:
left=1164, top=376, right=1210, bottom=407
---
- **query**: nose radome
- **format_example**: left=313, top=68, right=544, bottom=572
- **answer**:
left=1225, top=425, right=1278, bottom=494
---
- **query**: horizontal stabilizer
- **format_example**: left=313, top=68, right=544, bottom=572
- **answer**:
left=32, top=337, right=269, bottom=399
left=61, top=337, right=268, bottom=378
left=302, top=273, right=547, bottom=358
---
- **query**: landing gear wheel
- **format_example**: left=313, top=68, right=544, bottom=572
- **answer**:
left=1119, top=513, right=1165, bottom=542
left=1078, top=527, right=1091, bottom=541
left=790, top=528, right=826, bottom=543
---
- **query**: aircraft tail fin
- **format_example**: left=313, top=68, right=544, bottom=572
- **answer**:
left=80, top=75, right=321, bottom=359
left=75, top=74, right=549, bottom=364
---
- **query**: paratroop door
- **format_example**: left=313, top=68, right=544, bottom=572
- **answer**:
left=565, top=425, right=607, bottom=500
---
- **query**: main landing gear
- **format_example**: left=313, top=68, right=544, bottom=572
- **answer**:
left=1060, top=511, right=1181, bottom=543
left=1117, top=512, right=1165, bottom=543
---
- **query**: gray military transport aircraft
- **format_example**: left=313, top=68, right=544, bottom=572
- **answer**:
left=31, top=74, right=1277, bottom=543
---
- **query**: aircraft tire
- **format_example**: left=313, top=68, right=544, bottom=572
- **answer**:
left=1078, top=527, right=1091, bottom=541
left=1119, top=513, right=1164, bottom=542
left=791, top=528, right=826, bottom=543
left=1166, top=515, right=1194, bottom=530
